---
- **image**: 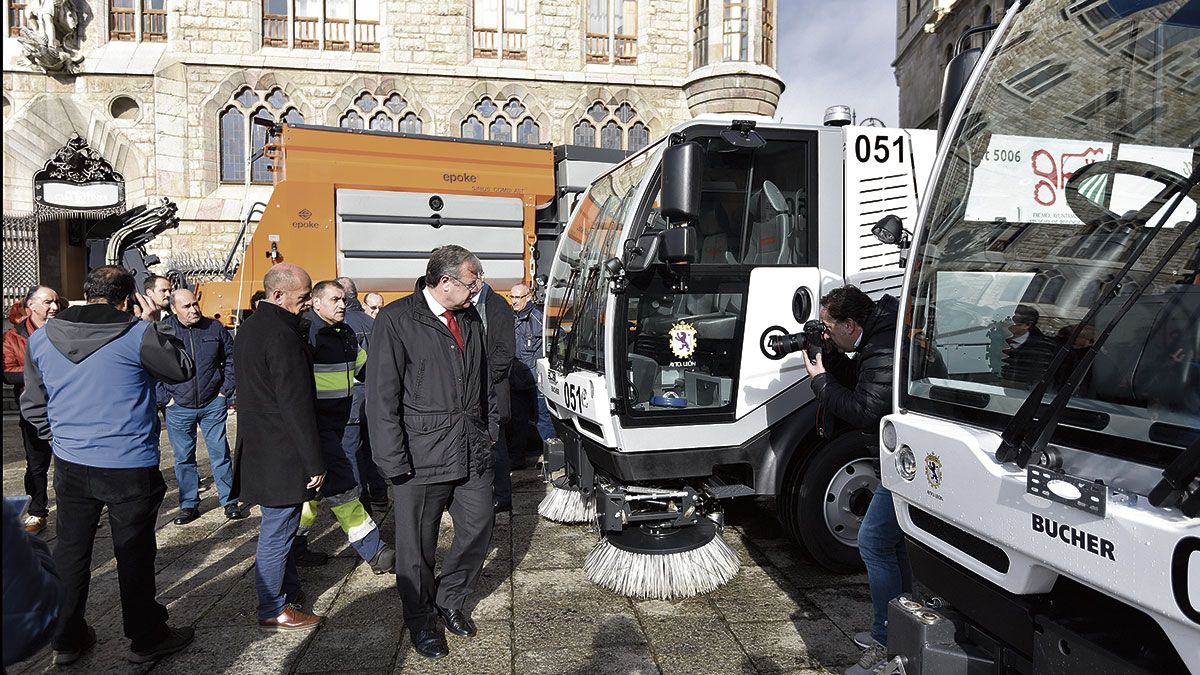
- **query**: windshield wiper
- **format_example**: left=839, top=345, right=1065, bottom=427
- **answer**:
left=548, top=265, right=583, bottom=370
left=996, top=157, right=1200, bottom=468
left=1149, top=436, right=1200, bottom=517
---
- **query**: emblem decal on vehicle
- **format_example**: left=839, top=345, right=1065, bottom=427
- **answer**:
left=669, top=322, right=698, bottom=360
left=924, top=453, right=943, bottom=489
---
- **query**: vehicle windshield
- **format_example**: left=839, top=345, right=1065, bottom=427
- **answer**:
left=903, top=0, right=1200, bottom=462
left=546, top=140, right=662, bottom=373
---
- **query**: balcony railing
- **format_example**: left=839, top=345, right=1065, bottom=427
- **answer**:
left=110, top=5, right=136, bottom=41
left=587, top=33, right=637, bottom=64
left=263, top=14, right=287, bottom=46
left=325, top=17, right=348, bottom=50
left=585, top=32, right=607, bottom=63
left=355, top=19, right=378, bottom=51
left=503, top=28, right=526, bottom=58
left=143, top=8, right=167, bottom=41
left=474, top=27, right=526, bottom=58
left=9, top=2, right=26, bottom=37
left=293, top=15, right=318, bottom=49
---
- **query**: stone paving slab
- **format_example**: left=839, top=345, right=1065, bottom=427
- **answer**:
left=3, top=413, right=870, bottom=673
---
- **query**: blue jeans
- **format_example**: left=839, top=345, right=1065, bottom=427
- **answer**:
left=164, top=396, right=234, bottom=509
left=535, top=392, right=557, bottom=441
left=857, top=484, right=912, bottom=645
left=256, top=504, right=303, bottom=620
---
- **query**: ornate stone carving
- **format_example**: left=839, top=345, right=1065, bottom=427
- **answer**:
left=18, top=0, right=84, bottom=74
left=35, top=134, right=123, bottom=185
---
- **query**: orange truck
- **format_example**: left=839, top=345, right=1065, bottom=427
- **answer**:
left=191, top=123, right=561, bottom=325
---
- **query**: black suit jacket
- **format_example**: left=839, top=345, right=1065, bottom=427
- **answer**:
left=231, top=302, right=325, bottom=507
left=478, top=285, right=515, bottom=424
left=367, top=290, right=498, bottom=485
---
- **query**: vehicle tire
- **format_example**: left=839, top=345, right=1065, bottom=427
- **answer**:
left=777, top=433, right=877, bottom=572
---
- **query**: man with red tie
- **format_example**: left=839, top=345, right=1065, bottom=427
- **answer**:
left=366, top=245, right=498, bottom=660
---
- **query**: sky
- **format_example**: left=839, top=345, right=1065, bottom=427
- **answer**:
left=774, top=1, right=900, bottom=127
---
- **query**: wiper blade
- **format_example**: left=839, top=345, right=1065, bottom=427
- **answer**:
left=997, top=157, right=1200, bottom=468
left=1149, top=436, right=1200, bottom=517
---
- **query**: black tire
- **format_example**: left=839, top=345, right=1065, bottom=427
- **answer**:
left=777, top=433, right=877, bottom=572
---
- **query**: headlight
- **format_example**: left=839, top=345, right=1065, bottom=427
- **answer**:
left=896, top=445, right=917, bottom=481
left=881, top=420, right=897, bottom=452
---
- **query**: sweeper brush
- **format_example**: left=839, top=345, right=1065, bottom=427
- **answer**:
left=538, top=478, right=596, bottom=524
left=584, top=519, right=740, bottom=600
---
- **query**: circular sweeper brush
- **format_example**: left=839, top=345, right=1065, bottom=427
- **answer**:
left=584, top=519, right=740, bottom=600
left=538, top=475, right=597, bottom=524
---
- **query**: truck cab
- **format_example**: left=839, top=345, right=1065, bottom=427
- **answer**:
left=538, top=117, right=936, bottom=574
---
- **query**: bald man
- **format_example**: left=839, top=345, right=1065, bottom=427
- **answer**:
left=157, top=289, right=239, bottom=525
left=232, top=264, right=326, bottom=631
left=508, top=283, right=556, bottom=470
left=362, top=292, right=384, bottom=319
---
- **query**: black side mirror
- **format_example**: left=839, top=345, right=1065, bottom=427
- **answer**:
left=660, top=226, right=698, bottom=264
left=872, top=214, right=913, bottom=268
left=661, top=142, right=703, bottom=223
left=624, top=233, right=661, bottom=273
left=937, top=48, right=981, bottom=141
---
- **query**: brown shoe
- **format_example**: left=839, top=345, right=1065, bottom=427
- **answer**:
left=258, top=605, right=323, bottom=632
left=22, top=515, right=47, bottom=535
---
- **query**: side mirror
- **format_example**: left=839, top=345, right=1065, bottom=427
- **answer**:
left=937, top=47, right=982, bottom=142
left=661, top=142, right=703, bottom=223
left=624, top=233, right=662, bottom=273
left=872, top=214, right=913, bottom=268
left=659, top=225, right=698, bottom=264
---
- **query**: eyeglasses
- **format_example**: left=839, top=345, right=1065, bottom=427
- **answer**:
left=510, top=293, right=530, bottom=300
left=449, top=275, right=483, bottom=294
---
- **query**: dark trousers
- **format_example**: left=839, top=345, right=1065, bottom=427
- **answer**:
left=392, top=468, right=494, bottom=632
left=52, top=457, right=169, bottom=652
left=256, top=504, right=303, bottom=620
left=346, top=421, right=387, bottom=501
left=492, top=436, right=512, bottom=505
left=20, top=416, right=53, bottom=518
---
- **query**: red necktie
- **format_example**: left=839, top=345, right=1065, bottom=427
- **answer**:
left=442, top=310, right=464, bottom=351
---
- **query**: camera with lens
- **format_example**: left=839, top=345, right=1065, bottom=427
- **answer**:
left=768, top=319, right=829, bottom=363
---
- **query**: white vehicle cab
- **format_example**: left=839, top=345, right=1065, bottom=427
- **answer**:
left=537, top=116, right=936, bottom=583
left=882, top=0, right=1199, bottom=672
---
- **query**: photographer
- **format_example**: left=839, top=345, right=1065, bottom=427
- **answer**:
left=802, top=285, right=907, bottom=675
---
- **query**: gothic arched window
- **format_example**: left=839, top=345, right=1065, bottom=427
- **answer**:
left=219, top=86, right=304, bottom=184
left=461, top=96, right=540, bottom=143
left=573, top=100, right=651, bottom=151
left=340, top=91, right=423, bottom=134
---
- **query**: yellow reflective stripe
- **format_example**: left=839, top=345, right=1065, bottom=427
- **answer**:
left=299, top=500, right=319, bottom=528
left=354, top=348, right=367, bottom=375
left=314, top=371, right=352, bottom=395
left=329, top=500, right=377, bottom=543
left=313, top=361, right=356, bottom=373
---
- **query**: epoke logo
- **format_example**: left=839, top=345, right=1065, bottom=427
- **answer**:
left=298, top=208, right=312, bottom=220
left=669, top=322, right=698, bottom=360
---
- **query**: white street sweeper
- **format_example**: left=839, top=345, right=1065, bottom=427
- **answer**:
left=879, top=0, right=1200, bottom=672
left=536, top=116, right=937, bottom=598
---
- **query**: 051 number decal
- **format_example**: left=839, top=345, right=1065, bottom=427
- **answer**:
left=855, top=135, right=905, bottom=163
left=564, top=382, right=586, bottom=413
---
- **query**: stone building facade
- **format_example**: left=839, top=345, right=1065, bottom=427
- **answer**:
left=2, top=0, right=781, bottom=300
left=893, top=0, right=1011, bottom=129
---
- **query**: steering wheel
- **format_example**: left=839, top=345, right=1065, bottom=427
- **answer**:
left=1065, top=159, right=1198, bottom=227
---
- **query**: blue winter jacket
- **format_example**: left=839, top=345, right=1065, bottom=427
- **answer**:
left=155, top=315, right=235, bottom=408
left=2, top=497, right=62, bottom=668
left=511, top=303, right=544, bottom=391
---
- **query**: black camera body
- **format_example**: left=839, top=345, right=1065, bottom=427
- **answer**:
left=767, top=319, right=829, bottom=363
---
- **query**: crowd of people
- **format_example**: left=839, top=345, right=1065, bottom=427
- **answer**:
left=1, top=245, right=558, bottom=666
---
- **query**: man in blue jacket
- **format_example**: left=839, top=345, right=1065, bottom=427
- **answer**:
left=157, top=288, right=241, bottom=525
left=3, top=496, right=62, bottom=669
left=21, top=265, right=196, bottom=666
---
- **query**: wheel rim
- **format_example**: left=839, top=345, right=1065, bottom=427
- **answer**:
left=822, top=458, right=879, bottom=547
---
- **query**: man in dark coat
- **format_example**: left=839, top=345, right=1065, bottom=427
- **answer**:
left=804, top=285, right=904, bottom=675
left=336, top=276, right=388, bottom=513
left=157, top=288, right=240, bottom=525
left=507, top=282, right=556, bottom=469
left=367, top=245, right=498, bottom=660
left=232, top=263, right=326, bottom=632
left=1001, top=304, right=1058, bottom=388
left=472, top=282, right=515, bottom=512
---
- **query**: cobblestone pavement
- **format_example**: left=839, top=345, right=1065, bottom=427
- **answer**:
left=3, top=412, right=870, bottom=674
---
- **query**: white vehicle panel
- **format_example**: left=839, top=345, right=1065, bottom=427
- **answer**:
left=883, top=412, right=1200, bottom=672
left=736, top=267, right=820, bottom=416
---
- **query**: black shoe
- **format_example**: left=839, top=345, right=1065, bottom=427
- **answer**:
left=53, top=626, right=97, bottom=665
left=287, top=590, right=306, bottom=609
left=128, top=625, right=195, bottom=663
left=368, top=546, right=395, bottom=575
left=173, top=508, right=201, bottom=525
left=411, top=628, right=449, bottom=659
left=224, top=503, right=246, bottom=520
left=494, top=500, right=512, bottom=513
left=437, top=606, right=477, bottom=637
left=292, top=546, right=329, bottom=567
